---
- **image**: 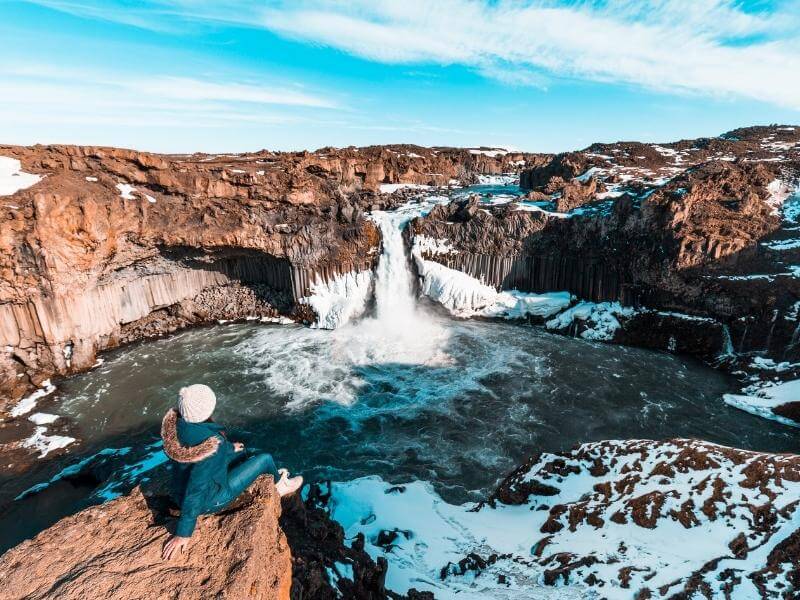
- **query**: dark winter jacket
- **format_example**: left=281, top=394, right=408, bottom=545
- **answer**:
left=161, top=408, right=238, bottom=537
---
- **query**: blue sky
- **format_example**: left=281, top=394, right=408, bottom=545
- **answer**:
left=0, top=0, right=798, bottom=153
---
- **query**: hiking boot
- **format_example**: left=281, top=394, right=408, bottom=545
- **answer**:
left=276, top=475, right=304, bottom=497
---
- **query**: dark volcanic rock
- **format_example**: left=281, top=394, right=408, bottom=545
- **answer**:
left=280, top=482, right=432, bottom=600
left=410, top=125, right=800, bottom=364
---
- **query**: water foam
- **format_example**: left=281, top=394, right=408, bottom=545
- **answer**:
left=235, top=202, right=461, bottom=410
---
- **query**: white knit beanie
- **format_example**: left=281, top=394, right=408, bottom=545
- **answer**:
left=177, top=384, right=217, bottom=423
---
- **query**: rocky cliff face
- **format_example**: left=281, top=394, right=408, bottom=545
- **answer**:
left=0, top=476, right=292, bottom=600
left=0, top=143, right=534, bottom=417
left=409, top=125, right=800, bottom=367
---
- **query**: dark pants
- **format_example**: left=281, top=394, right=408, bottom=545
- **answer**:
left=210, top=452, right=280, bottom=511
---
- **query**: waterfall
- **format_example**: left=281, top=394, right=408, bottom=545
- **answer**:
left=371, top=210, right=420, bottom=326
left=720, top=324, right=735, bottom=357
left=301, top=197, right=448, bottom=334
left=299, top=204, right=452, bottom=367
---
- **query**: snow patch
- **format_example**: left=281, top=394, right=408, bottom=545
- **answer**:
left=415, top=259, right=497, bottom=315
left=469, top=148, right=508, bottom=157
left=750, top=357, right=793, bottom=372
left=413, top=255, right=570, bottom=319
left=22, top=427, right=75, bottom=458
left=85, top=176, right=98, bottom=182
left=476, top=173, right=516, bottom=186
left=574, top=167, right=600, bottom=182
left=28, top=412, right=59, bottom=425
left=515, top=202, right=570, bottom=217
left=413, top=235, right=457, bottom=256
left=300, top=270, right=374, bottom=329
left=115, top=183, right=137, bottom=200
left=379, top=183, right=431, bottom=194
left=546, top=302, right=635, bottom=341
left=655, top=310, right=715, bottom=322
left=652, top=145, right=678, bottom=157
left=765, top=179, right=792, bottom=215
left=724, top=378, right=800, bottom=427
left=0, top=156, right=42, bottom=196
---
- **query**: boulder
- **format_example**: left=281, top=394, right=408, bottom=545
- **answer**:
left=0, top=476, right=292, bottom=600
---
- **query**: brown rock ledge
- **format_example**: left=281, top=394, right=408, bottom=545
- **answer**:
left=0, top=476, right=292, bottom=600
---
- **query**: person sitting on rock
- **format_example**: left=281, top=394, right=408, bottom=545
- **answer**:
left=160, top=383, right=303, bottom=560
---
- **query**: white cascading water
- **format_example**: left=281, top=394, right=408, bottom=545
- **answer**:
left=226, top=201, right=456, bottom=409
left=347, top=205, right=451, bottom=361
left=370, top=209, right=424, bottom=327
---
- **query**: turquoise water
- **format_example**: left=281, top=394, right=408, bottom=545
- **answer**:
left=2, top=315, right=797, bottom=551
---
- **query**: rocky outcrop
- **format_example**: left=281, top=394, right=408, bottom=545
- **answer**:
left=0, top=476, right=292, bottom=600
left=322, top=439, right=800, bottom=598
left=479, top=439, right=800, bottom=598
left=0, top=466, right=432, bottom=600
left=0, top=145, right=377, bottom=412
left=0, top=143, right=538, bottom=417
left=409, top=126, right=800, bottom=365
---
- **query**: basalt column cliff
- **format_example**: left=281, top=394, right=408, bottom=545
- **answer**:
left=0, top=144, right=533, bottom=410
left=410, top=126, right=800, bottom=366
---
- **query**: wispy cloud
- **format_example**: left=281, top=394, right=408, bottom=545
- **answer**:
left=255, top=0, right=800, bottom=109
left=20, top=0, right=800, bottom=109
left=2, top=62, right=338, bottom=108
left=138, top=77, right=337, bottom=109
left=0, top=62, right=340, bottom=133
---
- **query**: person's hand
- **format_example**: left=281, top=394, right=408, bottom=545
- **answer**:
left=233, top=442, right=245, bottom=452
left=162, top=535, right=190, bottom=560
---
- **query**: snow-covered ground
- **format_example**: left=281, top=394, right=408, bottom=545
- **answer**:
left=10, top=379, right=56, bottom=417
left=724, top=378, right=800, bottom=428
left=331, top=477, right=581, bottom=599
left=379, top=183, right=431, bottom=194
left=0, top=156, right=43, bottom=196
left=545, top=301, right=635, bottom=341
left=331, top=439, right=800, bottom=599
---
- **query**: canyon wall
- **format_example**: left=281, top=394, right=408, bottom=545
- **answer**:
left=409, top=126, right=800, bottom=362
left=0, top=143, right=536, bottom=409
